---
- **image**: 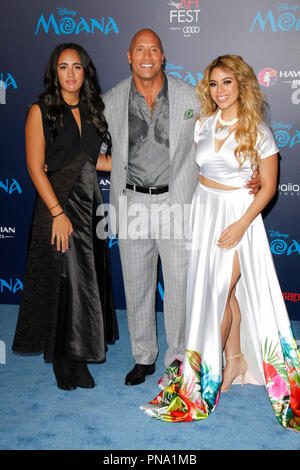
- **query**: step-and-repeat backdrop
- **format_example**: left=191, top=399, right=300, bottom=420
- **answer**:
left=0, top=0, right=299, bottom=319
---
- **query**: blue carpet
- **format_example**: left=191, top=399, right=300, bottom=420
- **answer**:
left=0, top=305, right=299, bottom=450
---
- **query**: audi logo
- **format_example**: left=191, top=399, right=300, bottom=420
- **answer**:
left=183, top=26, right=200, bottom=34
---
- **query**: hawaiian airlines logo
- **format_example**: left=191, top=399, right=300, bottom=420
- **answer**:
left=0, top=73, right=18, bottom=104
left=35, top=7, right=119, bottom=36
left=278, top=182, right=300, bottom=196
left=166, top=63, right=203, bottom=86
left=268, top=230, right=300, bottom=256
left=250, top=4, right=300, bottom=32
left=168, top=0, right=201, bottom=37
left=99, top=177, right=110, bottom=191
left=258, top=68, right=278, bottom=87
left=258, top=69, right=300, bottom=105
left=0, top=178, right=22, bottom=195
left=271, top=121, right=300, bottom=148
left=0, top=227, right=16, bottom=239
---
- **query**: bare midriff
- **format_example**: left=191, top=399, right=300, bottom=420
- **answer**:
left=198, top=174, right=240, bottom=190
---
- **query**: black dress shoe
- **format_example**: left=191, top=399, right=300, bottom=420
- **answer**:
left=71, top=361, right=95, bottom=389
left=53, top=357, right=77, bottom=391
left=125, top=363, right=155, bottom=386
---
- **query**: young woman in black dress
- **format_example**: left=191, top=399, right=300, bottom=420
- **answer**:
left=13, top=43, right=118, bottom=390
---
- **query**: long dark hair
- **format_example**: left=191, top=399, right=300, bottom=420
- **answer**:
left=37, top=43, right=111, bottom=153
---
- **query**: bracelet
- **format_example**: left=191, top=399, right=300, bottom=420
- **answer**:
left=52, top=210, right=64, bottom=219
left=49, top=203, right=60, bottom=211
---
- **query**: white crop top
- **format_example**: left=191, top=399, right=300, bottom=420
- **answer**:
left=194, top=110, right=279, bottom=188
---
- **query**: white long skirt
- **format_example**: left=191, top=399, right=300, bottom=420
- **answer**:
left=141, top=183, right=300, bottom=431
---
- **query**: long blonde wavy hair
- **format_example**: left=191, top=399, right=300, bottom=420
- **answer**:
left=196, top=55, right=265, bottom=167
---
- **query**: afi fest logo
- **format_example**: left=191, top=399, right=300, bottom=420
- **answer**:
left=35, top=7, right=119, bottom=36
left=258, top=67, right=300, bottom=105
left=168, top=0, right=201, bottom=37
left=0, top=73, right=18, bottom=104
left=250, top=3, right=300, bottom=32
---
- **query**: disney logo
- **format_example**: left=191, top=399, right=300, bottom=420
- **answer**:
left=268, top=230, right=289, bottom=239
left=271, top=121, right=292, bottom=130
left=165, top=62, right=203, bottom=86
left=277, top=3, right=298, bottom=11
left=57, top=8, right=76, bottom=17
left=166, top=63, right=183, bottom=72
left=268, top=229, right=300, bottom=256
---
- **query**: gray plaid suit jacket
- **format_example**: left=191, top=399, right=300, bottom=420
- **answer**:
left=103, top=74, right=201, bottom=233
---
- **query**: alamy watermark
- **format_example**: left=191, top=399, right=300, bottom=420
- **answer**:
left=0, top=81, right=6, bottom=104
left=96, top=200, right=193, bottom=248
left=0, top=340, right=6, bottom=364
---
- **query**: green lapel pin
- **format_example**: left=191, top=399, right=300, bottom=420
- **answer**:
left=184, top=108, right=193, bottom=119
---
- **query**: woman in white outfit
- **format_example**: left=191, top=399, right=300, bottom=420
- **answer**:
left=141, top=55, right=300, bottom=432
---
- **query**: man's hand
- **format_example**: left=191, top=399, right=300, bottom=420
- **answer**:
left=245, top=170, right=261, bottom=195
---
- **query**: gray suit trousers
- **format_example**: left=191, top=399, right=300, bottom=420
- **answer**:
left=118, top=189, right=189, bottom=367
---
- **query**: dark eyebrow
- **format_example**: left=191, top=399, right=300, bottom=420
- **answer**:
left=209, top=76, right=233, bottom=82
left=134, top=44, right=160, bottom=48
left=57, top=62, right=82, bottom=66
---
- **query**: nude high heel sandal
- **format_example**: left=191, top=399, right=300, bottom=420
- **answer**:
left=221, top=353, right=247, bottom=392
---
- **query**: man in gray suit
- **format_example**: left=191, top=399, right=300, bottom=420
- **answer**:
left=103, top=29, right=200, bottom=385
left=102, top=29, right=256, bottom=385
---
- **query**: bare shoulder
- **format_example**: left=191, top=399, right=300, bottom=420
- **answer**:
left=26, top=103, right=42, bottom=124
left=25, top=103, right=44, bottom=139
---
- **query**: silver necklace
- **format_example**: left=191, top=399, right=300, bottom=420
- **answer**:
left=215, top=113, right=238, bottom=140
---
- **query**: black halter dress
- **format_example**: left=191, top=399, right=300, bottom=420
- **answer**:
left=12, top=100, right=118, bottom=361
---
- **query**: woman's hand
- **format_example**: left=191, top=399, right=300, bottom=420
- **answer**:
left=217, top=220, right=248, bottom=249
left=245, top=170, right=261, bottom=195
left=51, top=213, right=74, bottom=252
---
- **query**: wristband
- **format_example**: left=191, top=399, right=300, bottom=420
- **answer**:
left=52, top=210, right=64, bottom=219
left=49, top=203, right=60, bottom=211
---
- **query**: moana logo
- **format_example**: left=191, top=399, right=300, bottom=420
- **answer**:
left=250, top=4, right=300, bottom=32
left=0, top=178, right=22, bottom=195
left=271, top=122, right=300, bottom=148
left=166, top=63, right=203, bottom=86
left=0, top=278, right=23, bottom=294
left=35, top=8, right=119, bottom=35
left=268, top=230, right=300, bottom=256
